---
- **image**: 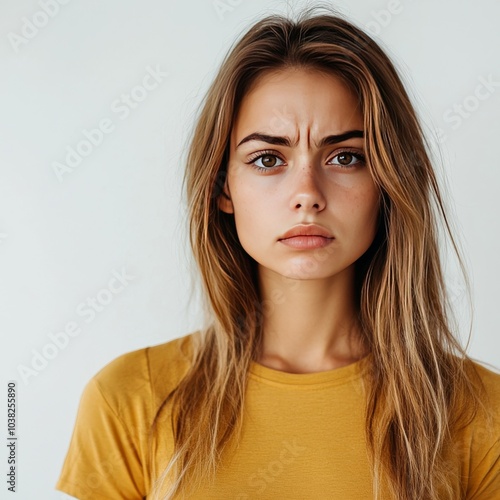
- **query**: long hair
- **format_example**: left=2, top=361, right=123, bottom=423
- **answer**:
left=149, top=5, right=492, bottom=499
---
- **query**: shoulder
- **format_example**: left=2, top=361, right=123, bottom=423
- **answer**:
left=467, top=357, right=500, bottom=416
left=56, top=333, right=199, bottom=499
left=459, top=358, right=500, bottom=497
left=456, top=357, right=500, bottom=462
left=89, top=330, right=199, bottom=416
left=470, top=358, right=500, bottom=386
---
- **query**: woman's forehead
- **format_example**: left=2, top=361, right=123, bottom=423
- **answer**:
left=230, top=68, right=363, bottom=148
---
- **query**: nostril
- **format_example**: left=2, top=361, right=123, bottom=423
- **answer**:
left=295, top=202, right=320, bottom=209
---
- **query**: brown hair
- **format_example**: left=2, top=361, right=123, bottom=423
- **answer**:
left=150, top=5, right=491, bottom=499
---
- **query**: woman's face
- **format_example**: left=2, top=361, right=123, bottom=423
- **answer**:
left=219, top=67, right=380, bottom=280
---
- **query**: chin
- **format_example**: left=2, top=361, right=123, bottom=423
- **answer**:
left=264, top=261, right=348, bottom=281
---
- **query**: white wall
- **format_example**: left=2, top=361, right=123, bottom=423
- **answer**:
left=0, top=0, right=499, bottom=498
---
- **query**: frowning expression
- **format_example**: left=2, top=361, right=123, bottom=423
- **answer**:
left=218, top=67, right=380, bottom=281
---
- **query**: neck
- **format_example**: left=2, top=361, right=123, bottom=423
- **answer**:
left=255, top=264, right=368, bottom=373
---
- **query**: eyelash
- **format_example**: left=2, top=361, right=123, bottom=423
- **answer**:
left=246, top=149, right=366, bottom=172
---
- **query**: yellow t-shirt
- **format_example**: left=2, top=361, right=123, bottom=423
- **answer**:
left=55, top=331, right=500, bottom=499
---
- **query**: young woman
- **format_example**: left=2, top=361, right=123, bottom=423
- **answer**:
left=56, top=6, right=500, bottom=500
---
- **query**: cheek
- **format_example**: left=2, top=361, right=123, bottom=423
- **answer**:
left=229, top=171, right=276, bottom=218
left=339, top=184, right=380, bottom=233
left=358, top=190, right=381, bottom=236
left=230, top=185, right=271, bottom=240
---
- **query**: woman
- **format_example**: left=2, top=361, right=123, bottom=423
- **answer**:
left=56, top=6, right=500, bottom=500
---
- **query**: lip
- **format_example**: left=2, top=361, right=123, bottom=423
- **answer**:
left=278, top=224, right=334, bottom=250
left=278, top=224, right=334, bottom=240
left=279, top=235, right=333, bottom=249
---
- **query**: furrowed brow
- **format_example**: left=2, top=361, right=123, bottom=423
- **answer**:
left=236, top=130, right=364, bottom=149
left=316, top=130, right=364, bottom=148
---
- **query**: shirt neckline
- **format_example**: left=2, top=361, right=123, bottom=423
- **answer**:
left=249, top=352, right=372, bottom=386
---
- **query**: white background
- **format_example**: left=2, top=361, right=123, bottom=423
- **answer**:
left=0, top=0, right=499, bottom=498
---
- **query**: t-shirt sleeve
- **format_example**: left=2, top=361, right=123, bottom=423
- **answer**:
left=466, top=361, right=500, bottom=499
left=467, top=437, right=500, bottom=499
left=55, top=375, right=146, bottom=500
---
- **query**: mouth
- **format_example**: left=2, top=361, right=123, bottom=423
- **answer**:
left=279, top=223, right=334, bottom=240
left=278, top=235, right=334, bottom=249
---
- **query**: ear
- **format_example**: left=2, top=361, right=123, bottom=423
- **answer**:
left=217, top=180, right=234, bottom=214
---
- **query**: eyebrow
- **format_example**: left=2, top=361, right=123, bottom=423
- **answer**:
left=236, top=129, right=364, bottom=149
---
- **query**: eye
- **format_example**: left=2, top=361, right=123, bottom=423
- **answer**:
left=247, top=151, right=286, bottom=172
left=329, top=150, right=366, bottom=169
left=255, top=154, right=285, bottom=169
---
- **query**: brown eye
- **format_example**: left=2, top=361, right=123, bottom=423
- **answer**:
left=249, top=153, right=285, bottom=171
left=329, top=151, right=365, bottom=169
left=338, top=152, right=354, bottom=165
left=261, top=155, right=277, bottom=168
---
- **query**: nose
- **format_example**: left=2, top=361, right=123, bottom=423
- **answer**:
left=288, top=164, right=326, bottom=212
